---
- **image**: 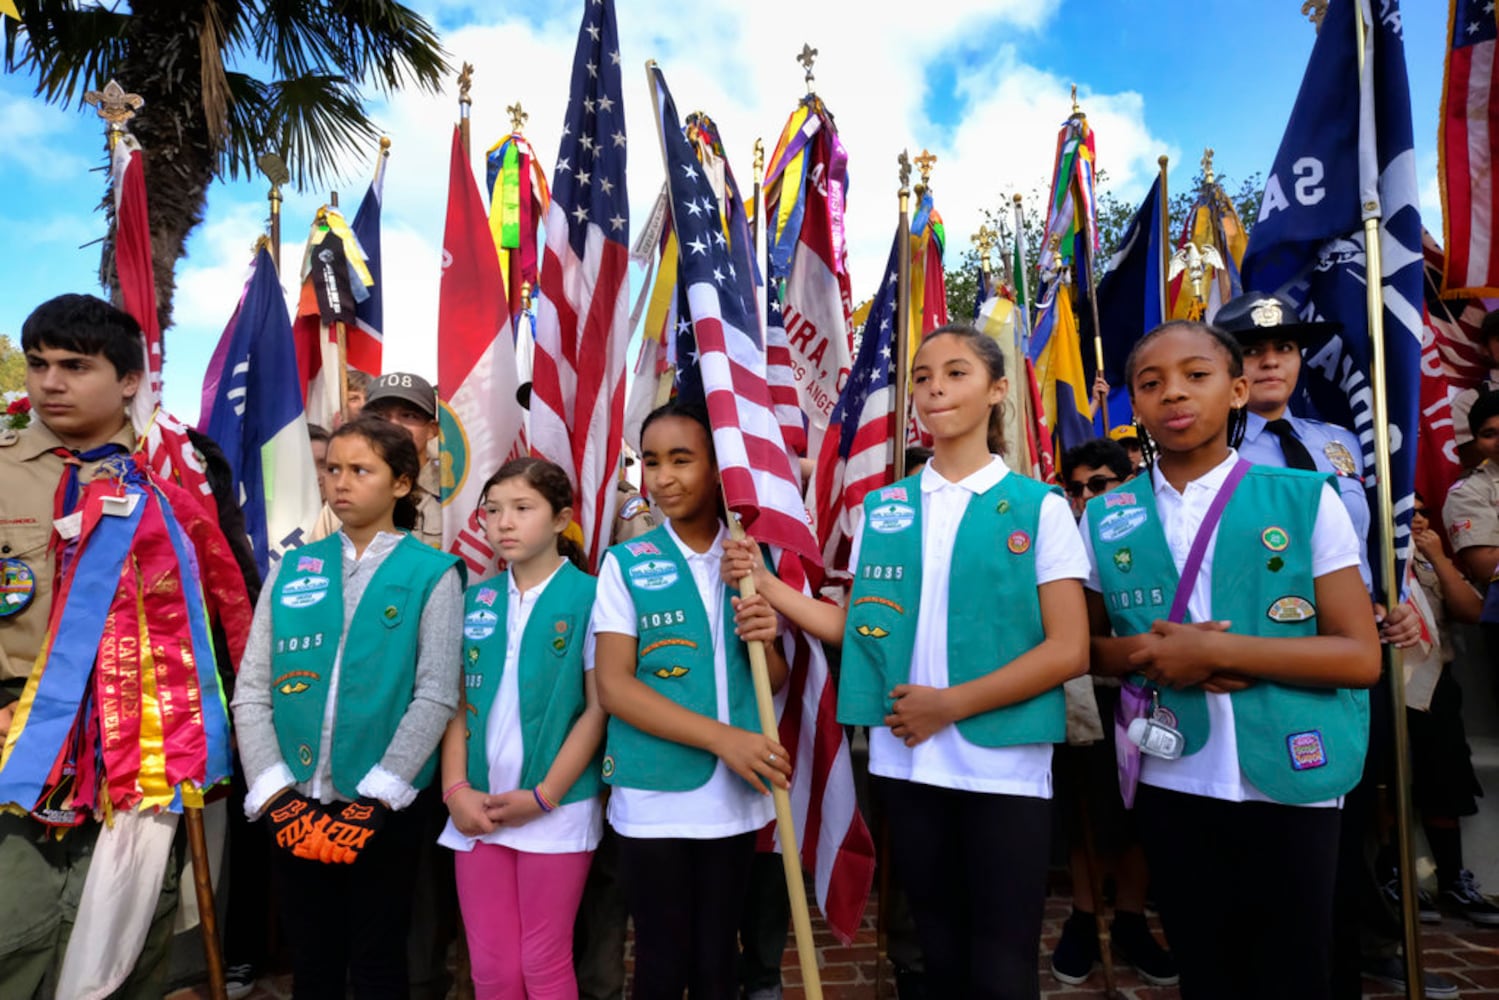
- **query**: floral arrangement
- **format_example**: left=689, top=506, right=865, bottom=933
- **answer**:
left=1, top=393, right=31, bottom=431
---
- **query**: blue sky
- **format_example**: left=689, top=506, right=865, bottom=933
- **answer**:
left=0, top=0, right=1451, bottom=417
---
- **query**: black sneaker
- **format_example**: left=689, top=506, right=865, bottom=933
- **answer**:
left=224, top=963, right=257, bottom=1000
left=1361, top=955, right=1459, bottom=999
left=892, top=961, right=928, bottom=1000
left=1381, top=874, right=1442, bottom=924
left=1049, top=909, right=1099, bottom=986
left=1111, top=911, right=1179, bottom=987
left=1441, top=868, right=1499, bottom=926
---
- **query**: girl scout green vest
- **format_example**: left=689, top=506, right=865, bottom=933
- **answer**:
left=461, top=562, right=602, bottom=805
left=838, top=471, right=1067, bottom=747
left=601, top=526, right=758, bottom=792
left=269, top=533, right=462, bottom=799
left=1086, top=466, right=1369, bottom=804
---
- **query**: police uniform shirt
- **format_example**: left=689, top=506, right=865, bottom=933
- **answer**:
left=1444, top=461, right=1499, bottom=557
left=591, top=521, right=776, bottom=838
left=850, top=455, right=1089, bottom=798
left=0, top=420, right=137, bottom=687
left=1079, top=450, right=1363, bottom=806
left=1239, top=411, right=1371, bottom=588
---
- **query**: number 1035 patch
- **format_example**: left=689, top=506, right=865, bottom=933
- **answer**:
left=1105, top=587, right=1165, bottom=612
left=860, top=564, right=904, bottom=581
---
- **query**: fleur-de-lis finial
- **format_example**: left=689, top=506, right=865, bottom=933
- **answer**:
left=1302, top=0, right=1328, bottom=31
left=1201, top=147, right=1216, bottom=186
left=83, top=80, right=144, bottom=136
left=507, top=101, right=528, bottom=133
left=458, top=62, right=475, bottom=106
left=797, top=44, right=818, bottom=92
left=914, top=149, right=937, bottom=190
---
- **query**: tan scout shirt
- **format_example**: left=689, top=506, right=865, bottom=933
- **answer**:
left=0, top=420, right=137, bottom=683
left=309, top=459, right=444, bottom=550
left=1444, top=461, right=1499, bottom=555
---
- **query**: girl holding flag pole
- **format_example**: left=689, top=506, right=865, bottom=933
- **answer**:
left=232, top=416, right=463, bottom=997
left=592, top=400, right=793, bottom=1000
left=726, top=323, right=1090, bottom=1000
left=1081, top=320, right=1379, bottom=998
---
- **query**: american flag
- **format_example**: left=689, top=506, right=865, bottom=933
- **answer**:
left=652, top=64, right=874, bottom=943
left=1440, top=0, right=1499, bottom=297
left=530, top=0, right=631, bottom=570
left=812, top=231, right=897, bottom=581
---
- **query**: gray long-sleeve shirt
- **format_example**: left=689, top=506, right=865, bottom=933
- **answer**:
left=231, top=531, right=463, bottom=816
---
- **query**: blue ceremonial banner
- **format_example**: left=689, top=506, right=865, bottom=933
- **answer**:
left=1242, top=0, right=1424, bottom=597
left=1094, top=174, right=1167, bottom=430
left=203, top=248, right=322, bottom=576
left=351, top=172, right=385, bottom=357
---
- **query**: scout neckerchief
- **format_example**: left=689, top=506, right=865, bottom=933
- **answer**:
left=1116, top=457, right=1250, bottom=808
left=0, top=453, right=234, bottom=827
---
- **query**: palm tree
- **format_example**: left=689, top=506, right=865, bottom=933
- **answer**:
left=3, top=0, right=448, bottom=330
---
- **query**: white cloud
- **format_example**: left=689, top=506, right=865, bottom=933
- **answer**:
left=0, top=99, right=93, bottom=178
left=149, top=0, right=1182, bottom=413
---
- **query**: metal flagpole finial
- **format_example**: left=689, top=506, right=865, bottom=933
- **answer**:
left=913, top=149, right=937, bottom=197
left=84, top=80, right=144, bottom=142
left=753, top=138, right=765, bottom=181
left=379, top=136, right=392, bottom=156
left=507, top=101, right=528, bottom=133
left=1070, top=83, right=1080, bottom=116
left=1013, top=192, right=1024, bottom=205
left=1301, top=0, right=1328, bottom=31
left=458, top=62, right=475, bottom=106
left=797, top=44, right=818, bottom=93
left=974, top=224, right=997, bottom=273
left=898, top=149, right=911, bottom=196
left=1201, top=147, right=1216, bottom=186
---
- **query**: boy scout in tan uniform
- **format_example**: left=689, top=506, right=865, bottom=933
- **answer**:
left=1445, top=388, right=1499, bottom=590
left=0, top=294, right=180, bottom=999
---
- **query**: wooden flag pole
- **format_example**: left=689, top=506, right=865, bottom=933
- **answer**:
left=1157, top=155, right=1170, bottom=317
left=894, top=151, right=913, bottom=480
left=87, top=78, right=228, bottom=1000
left=1348, top=5, right=1423, bottom=996
left=644, top=59, right=823, bottom=1000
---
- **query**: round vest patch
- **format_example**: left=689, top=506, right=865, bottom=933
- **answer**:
left=1097, top=507, right=1147, bottom=543
left=868, top=502, right=916, bottom=535
left=1261, top=526, right=1290, bottom=552
left=280, top=575, right=330, bottom=609
left=628, top=559, right=679, bottom=591
left=465, top=608, right=499, bottom=640
left=0, top=557, right=37, bottom=617
left=1007, top=530, right=1031, bottom=554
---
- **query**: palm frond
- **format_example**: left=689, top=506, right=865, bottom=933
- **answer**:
left=319, top=0, right=448, bottom=93
left=263, top=73, right=379, bottom=191
left=4, top=2, right=130, bottom=108
left=220, top=70, right=273, bottom=183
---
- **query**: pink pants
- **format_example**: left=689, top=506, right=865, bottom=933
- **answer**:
left=454, top=842, right=594, bottom=1000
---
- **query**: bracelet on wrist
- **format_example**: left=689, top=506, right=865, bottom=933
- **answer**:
left=533, top=786, right=556, bottom=813
left=441, top=780, right=471, bottom=803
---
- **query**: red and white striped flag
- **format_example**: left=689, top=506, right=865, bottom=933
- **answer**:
left=437, top=126, right=524, bottom=578
left=530, top=0, right=631, bottom=570
left=111, top=137, right=213, bottom=508
left=652, top=62, right=873, bottom=945
left=1440, top=0, right=1499, bottom=297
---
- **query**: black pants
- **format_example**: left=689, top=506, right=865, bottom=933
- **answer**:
left=617, top=831, right=756, bottom=1000
left=738, top=850, right=791, bottom=991
left=271, top=802, right=423, bottom=1000
left=1137, top=785, right=1341, bottom=1000
left=876, top=777, right=1051, bottom=1000
left=224, top=755, right=272, bottom=971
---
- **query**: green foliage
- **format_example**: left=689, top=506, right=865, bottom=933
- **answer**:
left=945, top=169, right=1266, bottom=322
left=0, top=335, right=26, bottom=395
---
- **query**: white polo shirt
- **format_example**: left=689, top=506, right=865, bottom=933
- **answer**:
left=1079, top=451, right=1363, bottom=806
left=853, top=456, right=1088, bottom=798
left=592, top=522, right=776, bottom=838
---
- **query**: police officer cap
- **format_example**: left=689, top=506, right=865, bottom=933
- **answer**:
left=1214, top=291, right=1341, bottom=347
left=366, top=372, right=437, bottom=419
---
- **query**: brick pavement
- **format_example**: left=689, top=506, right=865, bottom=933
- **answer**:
left=167, top=890, right=1499, bottom=999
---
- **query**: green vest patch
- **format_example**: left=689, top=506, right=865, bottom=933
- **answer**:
left=270, top=533, right=462, bottom=799
left=1086, top=466, right=1368, bottom=803
left=838, top=471, right=1067, bottom=747
left=462, top=562, right=602, bottom=804
left=601, top=526, right=758, bottom=792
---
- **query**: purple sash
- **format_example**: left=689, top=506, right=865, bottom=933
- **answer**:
left=1116, top=459, right=1251, bottom=807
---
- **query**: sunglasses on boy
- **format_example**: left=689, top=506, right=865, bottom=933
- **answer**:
left=1065, top=474, right=1122, bottom=499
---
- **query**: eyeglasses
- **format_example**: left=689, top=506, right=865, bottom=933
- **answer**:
left=1065, top=475, right=1122, bottom=499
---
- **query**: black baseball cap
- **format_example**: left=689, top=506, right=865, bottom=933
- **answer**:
left=1215, top=291, right=1341, bottom=346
